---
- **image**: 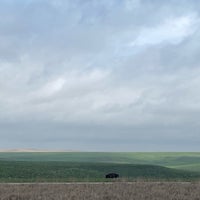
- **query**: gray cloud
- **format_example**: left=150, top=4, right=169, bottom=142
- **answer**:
left=0, top=0, right=200, bottom=151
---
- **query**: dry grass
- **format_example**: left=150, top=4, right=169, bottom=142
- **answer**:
left=0, top=182, right=200, bottom=200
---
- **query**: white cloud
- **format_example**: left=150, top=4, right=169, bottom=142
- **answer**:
left=36, top=78, right=66, bottom=97
left=130, top=15, right=199, bottom=46
left=0, top=0, right=200, bottom=150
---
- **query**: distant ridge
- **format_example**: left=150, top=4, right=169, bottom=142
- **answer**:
left=0, top=148, right=80, bottom=152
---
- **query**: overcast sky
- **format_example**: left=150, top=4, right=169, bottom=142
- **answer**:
left=0, top=0, right=200, bottom=151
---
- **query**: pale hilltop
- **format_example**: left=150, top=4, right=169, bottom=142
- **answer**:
left=0, top=148, right=79, bottom=152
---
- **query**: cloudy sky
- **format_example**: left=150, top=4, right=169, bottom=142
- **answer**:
left=0, top=0, right=200, bottom=151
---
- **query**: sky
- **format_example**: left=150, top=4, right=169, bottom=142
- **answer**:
left=0, top=0, right=200, bottom=151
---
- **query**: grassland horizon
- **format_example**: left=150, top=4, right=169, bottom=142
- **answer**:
left=0, top=152, right=200, bottom=183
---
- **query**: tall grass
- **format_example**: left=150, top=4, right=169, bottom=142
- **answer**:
left=0, top=182, right=200, bottom=200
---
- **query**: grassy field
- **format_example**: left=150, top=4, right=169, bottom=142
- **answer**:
left=0, top=152, right=200, bottom=171
left=0, top=152, right=200, bottom=182
left=1, top=182, right=200, bottom=200
left=0, top=161, right=199, bottom=182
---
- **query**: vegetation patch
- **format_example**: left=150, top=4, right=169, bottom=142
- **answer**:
left=0, top=161, right=199, bottom=182
left=1, top=182, right=200, bottom=200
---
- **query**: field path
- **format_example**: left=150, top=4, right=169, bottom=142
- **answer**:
left=0, top=181, right=194, bottom=185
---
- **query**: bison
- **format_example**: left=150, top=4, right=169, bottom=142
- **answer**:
left=105, top=173, right=119, bottom=178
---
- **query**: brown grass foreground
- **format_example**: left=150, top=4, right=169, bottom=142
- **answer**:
left=0, top=182, right=200, bottom=200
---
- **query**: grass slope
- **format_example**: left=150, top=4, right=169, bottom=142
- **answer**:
left=0, top=161, right=199, bottom=182
left=0, top=152, right=200, bottom=171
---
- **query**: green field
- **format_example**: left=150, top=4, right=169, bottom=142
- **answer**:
left=1, top=152, right=200, bottom=170
left=0, top=152, right=200, bottom=182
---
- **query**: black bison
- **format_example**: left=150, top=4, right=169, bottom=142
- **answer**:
left=105, top=173, right=119, bottom=178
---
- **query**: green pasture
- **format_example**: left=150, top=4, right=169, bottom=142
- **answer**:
left=0, top=152, right=200, bottom=171
left=0, top=152, right=200, bottom=182
left=0, top=161, right=199, bottom=182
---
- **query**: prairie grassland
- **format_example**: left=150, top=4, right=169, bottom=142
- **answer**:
left=0, top=161, right=199, bottom=182
left=0, top=182, right=200, bottom=200
left=1, top=152, right=200, bottom=172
